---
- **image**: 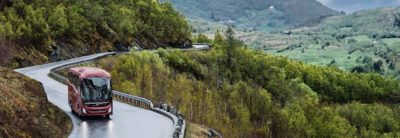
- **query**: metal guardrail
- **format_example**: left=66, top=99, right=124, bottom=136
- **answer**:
left=112, top=91, right=153, bottom=109
left=47, top=52, right=187, bottom=138
left=112, top=91, right=186, bottom=138
left=209, top=128, right=222, bottom=138
left=152, top=103, right=186, bottom=138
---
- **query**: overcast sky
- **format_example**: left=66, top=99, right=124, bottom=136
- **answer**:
left=317, top=0, right=400, bottom=13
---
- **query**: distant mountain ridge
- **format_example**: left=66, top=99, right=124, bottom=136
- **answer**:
left=317, top=0, right=400, bottom=13
left=161, top=0, right=339, bottom=31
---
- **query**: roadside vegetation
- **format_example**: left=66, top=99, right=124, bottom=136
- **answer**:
left=0, top=66, right=72, bottom=137
left=81, top=28, right=400, bottom=137
left=0, top=0, right=190, bottom=68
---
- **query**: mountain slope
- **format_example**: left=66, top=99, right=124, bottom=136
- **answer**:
left=0, top=0, right=190, bottom=68
left=162, top=0, right=339, bottom=31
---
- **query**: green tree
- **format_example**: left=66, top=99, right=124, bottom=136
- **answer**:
left=338, top=103, right=400, bottom=136
left=48, top=4, right=68, bottom=36
left=195, top=33, right=210, bottom=43
left=66, top=4, right=91, bottom=35
left=105, top=3, right=137, bottom=41
left=214, top=30, right=224, bottom=44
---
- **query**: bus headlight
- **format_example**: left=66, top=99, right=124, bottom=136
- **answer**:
left=82, top=108, right=87, bottom=114
left=108, top=107, right=112, bottom=113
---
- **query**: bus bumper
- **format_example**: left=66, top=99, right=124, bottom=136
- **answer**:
left=82, top=104, right=112, bottom=116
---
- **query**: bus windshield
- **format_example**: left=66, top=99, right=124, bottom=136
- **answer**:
left=81, top=77, right=112, bottom=103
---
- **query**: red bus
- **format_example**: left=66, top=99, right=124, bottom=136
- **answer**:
left=67, top=67, right=113, bottom=118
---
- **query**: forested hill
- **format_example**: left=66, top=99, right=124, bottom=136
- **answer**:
left=258, top=7, right=400, bottom=78
left=161, top=0, right=339, bottom=31
left=0, top=0, right=191, bottom=68
left=87, top=29, right=400, bottom=137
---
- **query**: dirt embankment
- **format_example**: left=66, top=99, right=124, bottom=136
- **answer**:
left=0, top=66, right=72, bottom=137
left=186, top=123, right=211, bottom=138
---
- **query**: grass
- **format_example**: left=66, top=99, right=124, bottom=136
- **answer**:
left=382, top=38, right=400, bottom=51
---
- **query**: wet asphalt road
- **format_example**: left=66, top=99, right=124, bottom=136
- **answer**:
left=15, top=53, right=174, bottom=138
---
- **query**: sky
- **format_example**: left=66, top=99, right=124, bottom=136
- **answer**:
left=317, top=0, right=400, bottom=13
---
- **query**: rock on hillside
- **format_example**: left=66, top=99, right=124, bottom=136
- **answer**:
left=0, top=66, right=72, bottom=137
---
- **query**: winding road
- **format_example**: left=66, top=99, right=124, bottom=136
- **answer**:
left=15, top=53, right=174, bottom=138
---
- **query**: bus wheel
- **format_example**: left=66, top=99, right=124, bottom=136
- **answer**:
left=78, top=106, right=84, bottom=119
left=105, top=115, right=110, bottom=119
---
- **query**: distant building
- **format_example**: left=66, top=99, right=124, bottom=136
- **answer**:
left=269, top=6, right=275, bottom=9
left=282, top=30, right=292, bottom=35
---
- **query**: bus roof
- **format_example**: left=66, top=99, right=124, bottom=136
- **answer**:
left=69, top=67, right=111, bottom=79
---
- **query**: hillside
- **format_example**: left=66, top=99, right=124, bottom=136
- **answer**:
left=0, top=66, right=72, bottom=137
left=239, top=7, right=400, bottom=78
left=0, top=0, right=190, bottom=68
left=162, top=0, right=339, bottom=31
left=67, top=29, right=400, bottom=137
